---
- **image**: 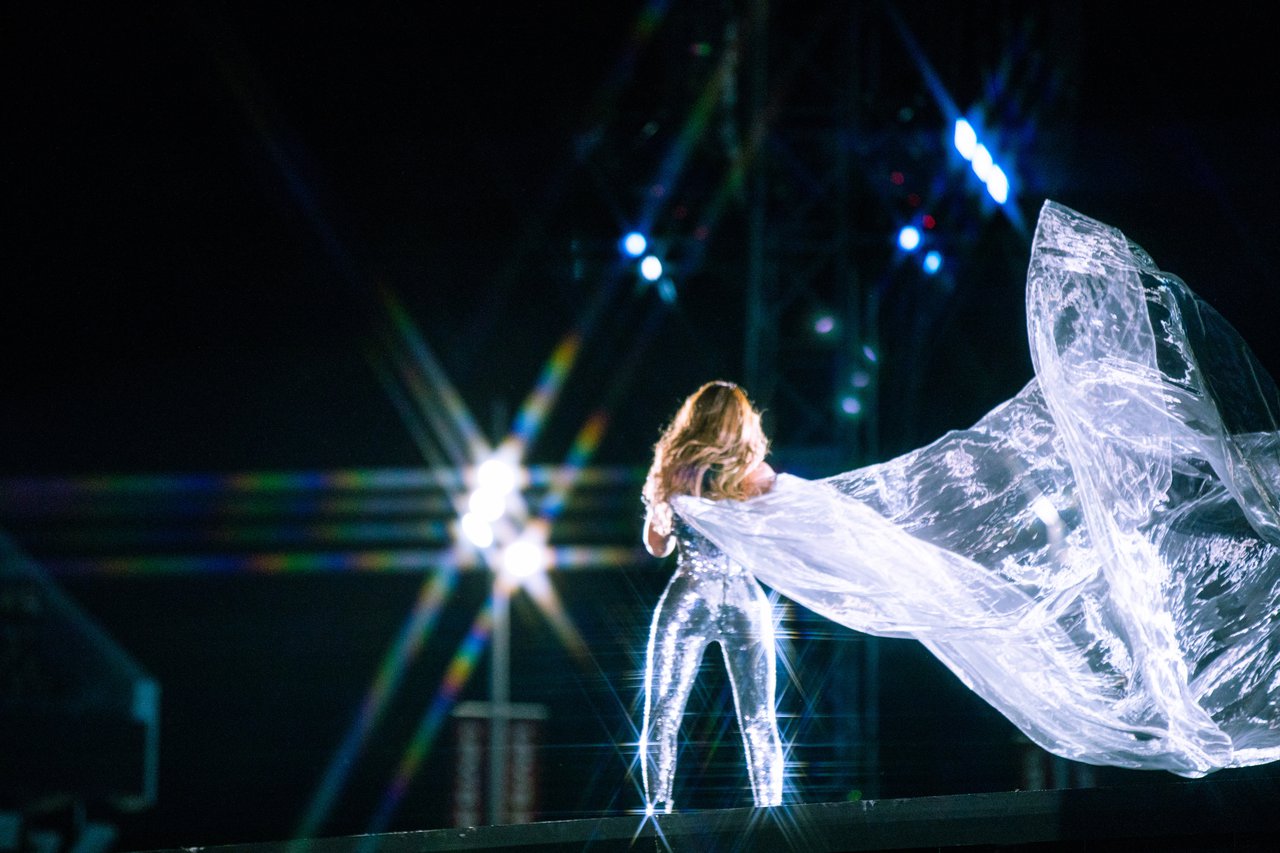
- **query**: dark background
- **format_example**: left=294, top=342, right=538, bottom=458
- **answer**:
left=4, top=1, right=1279, bottom=849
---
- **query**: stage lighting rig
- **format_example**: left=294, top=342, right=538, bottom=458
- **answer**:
left=953, top=118, right=1011, bottom=205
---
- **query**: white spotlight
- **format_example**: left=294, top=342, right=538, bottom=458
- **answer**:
left=502, top=538, right=548, bottom=581
left=953, top=117, right=1012, bottom=206
left=985, top=165, right=1009, bottom=204
left=953, top=119, right=977, bottom=160
left=460, top=512, right=494, bottom=549
left=898, top=226, right=921, bottom=252
left=468, top=488, right=506, bottom=523
left=640, top=255, right=663, bottom=282
left=476, top=457, right=517, bottom=495
left=622, top=232, right=648, bottom=257
left=971, top=144, right=994, bottom=182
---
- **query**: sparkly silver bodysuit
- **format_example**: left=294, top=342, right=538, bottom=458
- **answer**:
left=640, top=512, right=784, bottom=813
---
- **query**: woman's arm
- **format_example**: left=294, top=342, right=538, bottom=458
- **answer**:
left=644, top=502, right=676, bottom=558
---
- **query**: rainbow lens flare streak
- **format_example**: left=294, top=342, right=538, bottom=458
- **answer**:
left=581, top=0, right=671, bottom=131
left=506, top=333, right=581, bottom=459
left=295, top=568, right=459, bottom=838
left=535, top=410, right=610, bottom=522
left=365, top=600, right=495, bottom=836
left=50, top=550, right=473, bottom=577
left=639, top=42, right=735, bottom=232
left=356, top=286, right=656, bottom=830
left=370, top=350, right=458, bottom=476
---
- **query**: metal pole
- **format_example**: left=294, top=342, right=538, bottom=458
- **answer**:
left=488, top=579, right=510, bottom=824
left=743, top=0, right=769, bottom=398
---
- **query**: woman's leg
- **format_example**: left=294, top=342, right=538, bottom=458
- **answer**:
left=641, top=572, right=710, bottom=814
left=720, top=578, right=784, bottom=807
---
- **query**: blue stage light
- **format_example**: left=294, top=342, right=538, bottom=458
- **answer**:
left=840, top=395, right=863, bottom=416
left=985, top=165, right=1009, bottom=204
left=953, top=118, right=1011, bottom=206
left=953, top=119, right=977, bottom=160
left=622, top=232, right=647, bottom=257
left=923, top=250, right=942, bottom=274
left=898, top=226, right=921, bottom=252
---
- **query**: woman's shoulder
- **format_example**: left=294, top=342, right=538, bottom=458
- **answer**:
left=744, top=461, right=777, bottom=497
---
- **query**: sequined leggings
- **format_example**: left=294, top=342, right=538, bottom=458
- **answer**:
left=640, top=565, right=783, bottom=812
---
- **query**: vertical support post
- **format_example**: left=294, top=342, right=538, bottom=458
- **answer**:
left=743, top=0, right=770, bottom=401
left=488, top=580, right=510, bottom=825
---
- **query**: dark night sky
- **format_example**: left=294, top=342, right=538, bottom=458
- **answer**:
left=6, top=1, right=1278, bottom=477
left=5, top=1, right=1280, bottom=849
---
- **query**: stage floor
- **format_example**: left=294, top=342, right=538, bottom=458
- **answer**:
left=134, top=775, right=1280, bottom=853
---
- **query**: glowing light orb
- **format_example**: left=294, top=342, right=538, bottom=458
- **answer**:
left=502, top=538, right=549, bottom=581
left=476, top=458, right=517, bottom=495
left=813, top=315, right=836, bottom=335
left=898, top=226, right=921, bottom=251
left=460, top=513, right=494, bottom=549
left=622, top=232, right=647, bottom=257
left=840, top=396, right=863, bottom=415
left=640, top=255, right=663, bottom=282
left=985, top=165, right=1010, bottom=204
left=971, top=144, right=995, bottom=182
left=923, top=250, right=943, bottom=274
left=953, top=119, right=978, bottom=160
left=468, top=488, right=506, bottom=523
left=953, top=118, right=1011, bottom=206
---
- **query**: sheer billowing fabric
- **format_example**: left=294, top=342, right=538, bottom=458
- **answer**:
left=673, top=201, right=1280, bottom=777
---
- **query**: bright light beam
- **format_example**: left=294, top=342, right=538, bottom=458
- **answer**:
left=379, top=287, right=492, bottom=468
left=503, top=333, right=582, bottom=461
left=885, top=5, right=1024, bottom=230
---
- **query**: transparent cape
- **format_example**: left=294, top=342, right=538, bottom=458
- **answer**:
left=673, top=201, right=1280, bottom=777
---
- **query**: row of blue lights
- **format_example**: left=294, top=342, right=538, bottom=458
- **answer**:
left=953, top=118, right=1009, bottom=205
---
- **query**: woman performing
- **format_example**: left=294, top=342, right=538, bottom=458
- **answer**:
left=669, top=201, right=1280, bottom=779
left=639, top=381, right=785, bottom=814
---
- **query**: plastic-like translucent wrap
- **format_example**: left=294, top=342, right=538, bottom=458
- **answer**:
left=673, top=201, right=1280, bottom=776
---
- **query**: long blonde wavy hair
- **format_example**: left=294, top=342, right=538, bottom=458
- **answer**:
left=643, top=381, right=770, bottom=534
